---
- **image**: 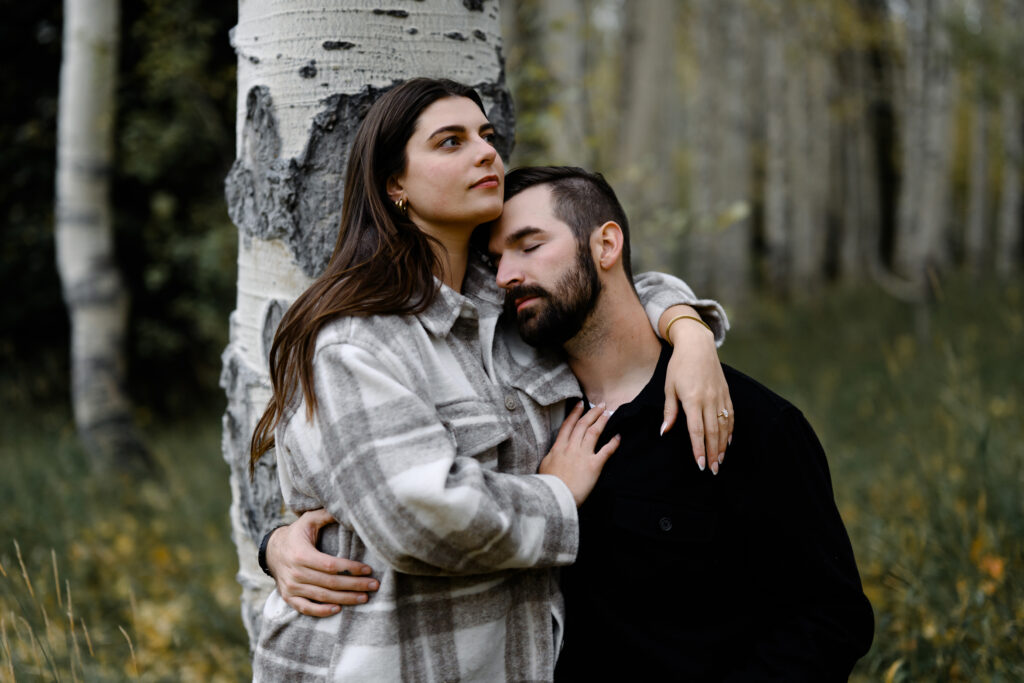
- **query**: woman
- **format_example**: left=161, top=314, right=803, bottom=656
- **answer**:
left=250, top=78, right=731, bottom=681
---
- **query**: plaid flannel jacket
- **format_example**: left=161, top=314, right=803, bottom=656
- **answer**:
left=252, top=261, right=726, bottom=682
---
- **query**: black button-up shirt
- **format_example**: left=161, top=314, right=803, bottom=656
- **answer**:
left=556, top=344, right=874, bottom=681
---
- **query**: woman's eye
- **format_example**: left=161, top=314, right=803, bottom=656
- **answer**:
left=523, top=244, right=540, bottom=253
left=483, top=132, right=497, bottom=145
left=439, top=136, right=460, bottom=148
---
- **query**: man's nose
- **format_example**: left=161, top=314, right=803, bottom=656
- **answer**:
left=495, top=257, right=521, bottom=290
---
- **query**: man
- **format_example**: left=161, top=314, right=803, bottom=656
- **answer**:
left=265, top=166, right=873, bottom=679
left=488, top=166, right=874, bottom=680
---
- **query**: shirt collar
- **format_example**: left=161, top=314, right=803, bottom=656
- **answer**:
left=417, top=256, right=503, bottom=337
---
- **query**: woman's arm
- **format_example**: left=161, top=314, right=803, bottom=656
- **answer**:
left=278, top=340, right=619, bottom=579
left=633, top=272, right=734, bottom=472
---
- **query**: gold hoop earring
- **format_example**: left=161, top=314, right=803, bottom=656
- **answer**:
left=394, top=197, right=408, bottom=215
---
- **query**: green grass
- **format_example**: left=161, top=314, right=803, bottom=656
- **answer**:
left=720, top=276, right=1024, bottom=681
left=1, top=275, right=1021, bottom=681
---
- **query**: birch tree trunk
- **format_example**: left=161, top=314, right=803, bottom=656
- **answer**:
left=55, top=0, right=150, bottom=471
left=222, top=0, right=512, bottom=647
left=996, top=88, right=1022, bottom=276
left=613, top=0, right=679, bottom=260
left=763, top=5, right=790, bottom=292
left=541, top=0, right=589, bottom=164
left=894, top=0, right=955, bottom=289
left=964, top=96, right=990, bottom=273
left=995, top=0, right=1022, bottom=276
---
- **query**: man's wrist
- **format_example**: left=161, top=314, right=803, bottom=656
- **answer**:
left=258, top=525, right=285, bottom=578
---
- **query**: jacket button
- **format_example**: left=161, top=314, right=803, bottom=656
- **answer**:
left=504, top=394, right=518, bottom=411
left=658, top=516, right=673, bottom=532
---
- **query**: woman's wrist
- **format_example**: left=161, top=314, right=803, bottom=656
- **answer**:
left=659, top=305, right=712, bottom=345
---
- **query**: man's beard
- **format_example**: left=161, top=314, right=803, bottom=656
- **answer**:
left=504, top=245, right=602, bottom=348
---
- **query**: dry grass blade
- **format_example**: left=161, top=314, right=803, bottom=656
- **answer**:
left=12, top=542, right=34, bottom=601
left=0, top=558, right=7, bottom=579
left=118, top=625, right=138, bottom=679
left=79, top=620, right=93, bottom=658
left=1, top=615, right=14, bottom=682
left=51, top=551, right=62, bottom=610
left=66, top=579, right=83, bottom=681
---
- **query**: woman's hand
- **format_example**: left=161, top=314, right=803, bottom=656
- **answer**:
left=266, top=509, right=380, bottom=617
left=659, top=306, right=734, bottom=474
left=540, top=401, right=621, bottom=506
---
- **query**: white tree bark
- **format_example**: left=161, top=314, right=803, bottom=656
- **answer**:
left=763, top=5, right=790, bottom=292
left=995, top=0, right=1022, bottom=276
left=964, top=97, right=990, bottom=272
left=540, top=0, right=589, bottom=164
left=223, top=0, right=512, bottom=647
left=55, top=0, right=149, bottom=469
left=612, top=0, right=681, bottom=272
left=996, top=88, right=1022, bottom=276
left=894, top=0, right=955, bottom=286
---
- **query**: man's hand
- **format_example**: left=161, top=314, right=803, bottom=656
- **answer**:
left=540, top=401, right=620, bottom=506
left=659, top=306, right=734, bottom=474
left=266, top=509, right=379, bottom=617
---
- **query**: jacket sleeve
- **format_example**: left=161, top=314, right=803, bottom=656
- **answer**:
left=276, top=340, right=580, bottom=576
left=633, top=271, right=730, bottom=346
left=724, top=407, right=874, bottom=681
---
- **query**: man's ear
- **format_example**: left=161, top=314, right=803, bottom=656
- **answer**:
left=594, top=221, right=625, bottom=271
left=386, top=175, right=404, bottom=203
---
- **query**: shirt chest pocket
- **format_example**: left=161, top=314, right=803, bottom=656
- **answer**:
left=435, top=397, right=512, bottom=468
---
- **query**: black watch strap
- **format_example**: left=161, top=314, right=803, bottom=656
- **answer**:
left=258, top=526, right=284, bottom=578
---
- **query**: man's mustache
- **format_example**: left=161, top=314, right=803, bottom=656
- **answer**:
left=503, top=284, right=550, bottom=314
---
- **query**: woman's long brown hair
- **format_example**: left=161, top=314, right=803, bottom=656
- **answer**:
left=249, top=79, right=487, bottom=474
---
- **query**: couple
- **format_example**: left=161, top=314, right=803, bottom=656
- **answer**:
left=250, top=78, right=872, bottom=681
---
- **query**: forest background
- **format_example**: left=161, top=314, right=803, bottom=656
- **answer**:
left=1, top=0, right=1022, bottom=680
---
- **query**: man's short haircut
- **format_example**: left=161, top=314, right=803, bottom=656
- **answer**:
left=504, top=166, right=634, bottom=282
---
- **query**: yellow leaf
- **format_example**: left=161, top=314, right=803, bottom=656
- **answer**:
left=884, top=658, right=904, bottom=683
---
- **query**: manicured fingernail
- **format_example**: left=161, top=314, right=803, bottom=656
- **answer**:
left=728, top=434, right=732, bottom=446
left=660, top=421, right=668, bottom=436
left=697, top=456, right=706, bottom=471
left=718, top=452, right=724, bottom=465
left=603, top=410, right=612, bottom=417
left=711, top=460, right=719, bottom=475
left=368, top=580, right=379, bottom=589
left=357, top=594, right=368, bottom=603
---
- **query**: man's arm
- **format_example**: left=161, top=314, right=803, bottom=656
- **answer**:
left=262, top=510, right=379, bottom=617
left=725, top=407, right=874, bottom=681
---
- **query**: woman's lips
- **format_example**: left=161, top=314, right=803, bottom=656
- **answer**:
left=471, top=175, right=500, bottom=189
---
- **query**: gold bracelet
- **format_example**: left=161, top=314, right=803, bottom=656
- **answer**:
left=664, top=314, right=712, bottom=344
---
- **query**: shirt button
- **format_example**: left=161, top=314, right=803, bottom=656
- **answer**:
left=504, top=394, right=518, bottom=411
left=658, top=517, right=673, bottom=532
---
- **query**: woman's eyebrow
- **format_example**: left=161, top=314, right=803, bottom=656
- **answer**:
left=427, top=124, right=467, bottom=139
left=427, top=122, right=494, bottom=140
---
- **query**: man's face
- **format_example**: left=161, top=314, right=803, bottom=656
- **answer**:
left=488, top=185, right=601, bottom=348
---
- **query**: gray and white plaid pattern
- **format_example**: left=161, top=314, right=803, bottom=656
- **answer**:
left=253, top=262, right=726, bottom=682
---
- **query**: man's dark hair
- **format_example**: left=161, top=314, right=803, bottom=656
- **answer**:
left=504, top=166, right=634, bottom=281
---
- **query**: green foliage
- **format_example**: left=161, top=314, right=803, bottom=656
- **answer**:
left=0, top=1, right=238, bottom=412
left=0, top=406, right=250, bottom=681
left=115, top=0, right=238, bottom=412
left=720, top=276, right=1024, bottom=681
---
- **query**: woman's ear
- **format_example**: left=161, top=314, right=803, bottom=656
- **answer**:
left=386, top=175, right=404, bottom=203
left=595, top=221, right=625, bottom=270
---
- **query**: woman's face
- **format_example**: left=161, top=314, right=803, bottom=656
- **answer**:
left=388, top=96, right=505, bottom=236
